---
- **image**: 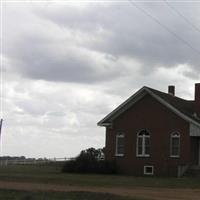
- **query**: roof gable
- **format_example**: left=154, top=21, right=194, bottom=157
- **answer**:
left=98, top=86, right=200, bottom=128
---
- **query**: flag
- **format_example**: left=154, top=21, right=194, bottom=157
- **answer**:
left=0, top=119, right=3, bottom=141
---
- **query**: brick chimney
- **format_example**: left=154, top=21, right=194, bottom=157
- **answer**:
left=195, top=83, right=200, bottom=116
left=168, top=85, right=175, bottom=96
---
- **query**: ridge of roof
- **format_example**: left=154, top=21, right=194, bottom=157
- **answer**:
left=145, top=86, right=192, bottom=102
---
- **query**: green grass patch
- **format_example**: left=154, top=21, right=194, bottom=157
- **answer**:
left=0, top=189, right=143, bottom=200
left=0, top=164, right=200, bottom=188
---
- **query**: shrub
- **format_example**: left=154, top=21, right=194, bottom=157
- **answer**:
left=96, top=160, right=117, bottom=174
left=62, top=159, right=116, bottom=174
left=62, top=148, right=116, bottom=174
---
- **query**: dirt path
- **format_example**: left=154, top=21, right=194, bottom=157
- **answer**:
left=0, top=180, right=200, bottom=200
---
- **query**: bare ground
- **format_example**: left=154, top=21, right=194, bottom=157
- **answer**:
left=0, top=180, right=200, bottom=200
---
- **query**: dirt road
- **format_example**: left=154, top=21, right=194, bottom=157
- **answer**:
left=0, top=180, right=199, bottom=200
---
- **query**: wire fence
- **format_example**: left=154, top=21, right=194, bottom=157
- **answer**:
left=0, top=157, right=74, bottom=166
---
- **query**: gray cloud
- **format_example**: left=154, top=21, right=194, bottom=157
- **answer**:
left=2, top=2, right=200, bottom=158
left=4, top=2, right=200, bottom=84
left=32, top=2, right=200, bottom=75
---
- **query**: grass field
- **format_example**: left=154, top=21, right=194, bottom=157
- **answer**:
left=0, top=164, right=200, bottom=189
left=0, top=189, right=144, bottom=200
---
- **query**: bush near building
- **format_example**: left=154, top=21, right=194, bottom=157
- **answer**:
left=62, top=148, right=116, bottom=174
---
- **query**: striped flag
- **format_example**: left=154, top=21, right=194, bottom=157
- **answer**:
left=0, top=119, right=3, bottom=141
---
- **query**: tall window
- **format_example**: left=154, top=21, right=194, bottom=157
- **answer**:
left=170, top=132, right=180, bottom=157
left=116, top=133, right=124, bottom=156
left=137, top=130, right=150, bottom=157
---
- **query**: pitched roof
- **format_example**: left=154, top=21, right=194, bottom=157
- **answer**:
left=98, top=86, right=200, bottom=127
left=146, top=87, right=200, bottom=124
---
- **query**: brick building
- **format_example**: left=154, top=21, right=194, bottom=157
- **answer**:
left=98, top=83, right=200, bottom=177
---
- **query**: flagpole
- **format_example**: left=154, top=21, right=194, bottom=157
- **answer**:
left=0, top=0, right=3, bottom=159
left=0, top=119, right=2, bottom=161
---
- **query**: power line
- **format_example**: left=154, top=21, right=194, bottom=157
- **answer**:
left=164, top=0, right=200, bottom=34
left=128, top=0, right=200, bottom=56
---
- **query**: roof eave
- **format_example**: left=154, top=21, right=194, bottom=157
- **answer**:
left=97, top=122, right=112, bottom=127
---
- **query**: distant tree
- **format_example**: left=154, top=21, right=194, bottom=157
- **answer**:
left=78, top=147, right=104, bottom=161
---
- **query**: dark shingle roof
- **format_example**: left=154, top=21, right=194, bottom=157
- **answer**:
left=147, top=87, right=200, bottom=124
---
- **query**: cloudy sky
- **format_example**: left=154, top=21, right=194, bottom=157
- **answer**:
left=1, top=0, right=200, bottom=158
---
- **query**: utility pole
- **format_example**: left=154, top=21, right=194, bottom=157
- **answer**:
left=0, top=119, right=3, bottom=165
left=0, top=118, right=3, bottom=140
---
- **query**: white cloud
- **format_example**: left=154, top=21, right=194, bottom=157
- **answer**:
left=2, top=1, right=200, bottom=157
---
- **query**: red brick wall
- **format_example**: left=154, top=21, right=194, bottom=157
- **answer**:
left=105, top=94, right=191, bottom=176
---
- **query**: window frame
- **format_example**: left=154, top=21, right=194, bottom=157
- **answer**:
left=136, top=129, right=150, bottom=157
left=144, top=165, right=154, bottom=175
left=115, top=133, right=125, bottom=157
left=170, top=132, right=180, bottom=158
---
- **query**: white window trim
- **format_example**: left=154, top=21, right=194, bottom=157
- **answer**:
left=115, top=133, right=125, bottom=157
left=136, top=130, right=150, bottom=157
left=170, top=132, right=180, bottom=158
left=144, top=165, right=154, bottom=175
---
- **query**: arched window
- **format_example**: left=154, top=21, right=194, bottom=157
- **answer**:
left=170, top=132, right=180, bottom=157
left=136, top=129, right=150, bottom=157
left=115, top=133, right=125, bottom=156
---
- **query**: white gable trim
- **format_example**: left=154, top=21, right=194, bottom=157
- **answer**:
left=98, top=87, right=200, bottom=128
left=97, top=87, right=147, bottom=126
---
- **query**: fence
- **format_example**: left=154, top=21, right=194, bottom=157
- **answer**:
left=0, top=157, right=74, bottom=166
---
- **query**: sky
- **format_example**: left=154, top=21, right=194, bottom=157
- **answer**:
left=1, top=0, right=200, bottom=158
